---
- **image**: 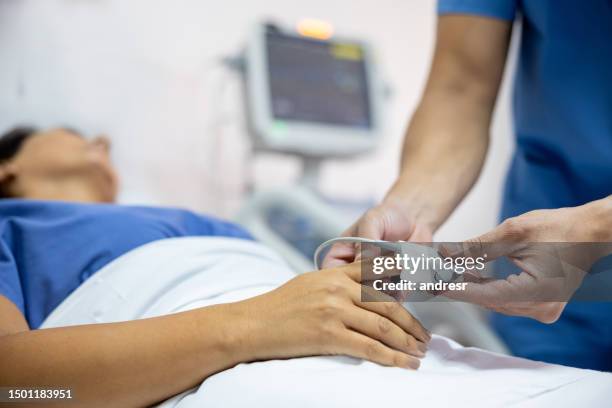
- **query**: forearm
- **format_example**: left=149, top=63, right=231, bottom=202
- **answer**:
left=0, top=304, right=245, bottom=407
left=381, top=16, right=512, bottom=232
left=384, top=90, right=491, bottom=231
left=581, top=195, right=612, bottom=242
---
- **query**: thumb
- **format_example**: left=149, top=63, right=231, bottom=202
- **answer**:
left=443, top=278, right=512, bottom=307
left=354, top=209, right=387, bottom=241
left=351, top=211, right=387, bottom=263
left=335, top=208, right=388, bottom=264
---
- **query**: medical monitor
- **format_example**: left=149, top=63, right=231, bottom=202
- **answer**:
left=245, top=22, right=382, bottom=157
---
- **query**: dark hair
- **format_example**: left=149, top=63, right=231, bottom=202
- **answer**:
left=0, top=126, right=37, bottom=163
left=0, top=126, right=37, bottom=198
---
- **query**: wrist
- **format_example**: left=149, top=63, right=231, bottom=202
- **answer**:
left=195, top=303, right=257, bottom=368
left=578, top=196, right=612, bottom=242
left=383, top=179, right=441, bottom=232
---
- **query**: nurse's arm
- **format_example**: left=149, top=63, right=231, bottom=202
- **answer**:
left=386, top=15, right=513, bottom=231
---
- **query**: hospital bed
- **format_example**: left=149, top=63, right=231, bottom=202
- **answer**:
left=234, top=21, right=508, bottom=354
left=41, top=237, right=611, bottom=407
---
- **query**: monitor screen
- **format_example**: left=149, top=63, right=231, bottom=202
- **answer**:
left=266, top=30, right=372, bottom=129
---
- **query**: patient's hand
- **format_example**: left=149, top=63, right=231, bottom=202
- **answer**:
left=226, top=263, right=431, bottom=369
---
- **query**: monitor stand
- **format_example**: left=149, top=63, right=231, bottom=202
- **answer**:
left=298, top=157, right=322, bottom=192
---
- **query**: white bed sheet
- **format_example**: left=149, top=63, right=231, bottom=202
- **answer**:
left=41, top=237, right=612, bottom=407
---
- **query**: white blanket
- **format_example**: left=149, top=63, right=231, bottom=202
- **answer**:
left=42, top=237, right=612, bottom=407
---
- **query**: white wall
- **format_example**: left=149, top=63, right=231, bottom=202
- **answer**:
left=0, top=0, right=514, bottom=240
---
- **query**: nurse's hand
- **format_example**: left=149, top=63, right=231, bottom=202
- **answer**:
left=322, top=201, right=433, bottom=268
left=444, top=199, right=612, bottom=323
left=227, top=262, right=431, bottom=369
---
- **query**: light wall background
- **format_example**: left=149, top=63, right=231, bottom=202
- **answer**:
left=0, top=0, right=515, bottom=241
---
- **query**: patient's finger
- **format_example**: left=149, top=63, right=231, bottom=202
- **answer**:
left=322, top=242, right=356, bottom=268
left=339, top=330, right=421, bottom=370
left=321, top=223, right=361, bottom=268
left=343, top=307, right=427, bottom=358
left=351, top=284, right=431, bottom=343
left=341, top=259, right=402, bottom=282
left=340, top=261, right=365, bottom=281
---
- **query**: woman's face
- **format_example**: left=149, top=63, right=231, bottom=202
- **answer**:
left=9, top=128, right=119, bottom=202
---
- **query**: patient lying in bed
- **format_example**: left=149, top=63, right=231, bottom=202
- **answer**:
left=0, top=127, right=610, bottom=407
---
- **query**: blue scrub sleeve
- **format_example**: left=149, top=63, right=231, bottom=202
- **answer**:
left=0, top=239, right=24, bottom=313
left=438, top=0, right=517, bottom=21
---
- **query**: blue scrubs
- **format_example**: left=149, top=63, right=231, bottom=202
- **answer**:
left=438, top=0, right=612, bottom=369
left=0, top=200, right=251, bottom=328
